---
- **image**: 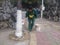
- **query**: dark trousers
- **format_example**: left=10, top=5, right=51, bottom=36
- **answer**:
left=28, top=19, right=35, bottom=31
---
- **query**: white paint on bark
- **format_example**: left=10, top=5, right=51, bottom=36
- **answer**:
left=15, top=10, right=23, bottom=38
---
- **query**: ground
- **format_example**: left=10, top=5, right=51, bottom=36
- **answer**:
left=0, top=18, right=60, bottom=45
left=36, top=18, right=60, bottom=45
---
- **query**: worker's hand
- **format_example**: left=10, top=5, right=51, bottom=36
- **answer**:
left=22, top=18, right=26, bottom=24
left=24, top=18, right=27, bottom=24
left=22, top=20, right=24, bottom=25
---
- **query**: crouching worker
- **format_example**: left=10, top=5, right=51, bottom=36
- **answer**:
left=26, top=7, right=37, bottom=32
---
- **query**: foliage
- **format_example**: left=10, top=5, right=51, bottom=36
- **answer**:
left=10, top=0, right=18, bottom=7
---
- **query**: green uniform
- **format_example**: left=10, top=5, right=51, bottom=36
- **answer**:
left=26, top=10, right=37, bottom=31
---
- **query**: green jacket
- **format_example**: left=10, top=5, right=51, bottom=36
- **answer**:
left=26, top=10, right=37, bottom=19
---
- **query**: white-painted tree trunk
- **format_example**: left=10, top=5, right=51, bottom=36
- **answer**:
left=41, top=0, right=45, bottom=19
left=15, top=10, right=23, bottom=38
